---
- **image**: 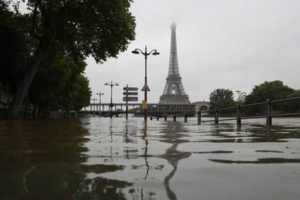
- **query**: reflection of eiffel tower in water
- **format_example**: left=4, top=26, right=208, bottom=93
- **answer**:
left=159, top=23, right=191, bottom=104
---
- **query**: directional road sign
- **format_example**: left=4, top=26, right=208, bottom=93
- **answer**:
left=123, top=92, right=138, bottom=96
left=123, top=97, right=138, bottom=102
left=123, top=87, right=138, bottom=91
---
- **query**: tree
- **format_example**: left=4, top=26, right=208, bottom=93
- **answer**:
left=29, top=56, right=91, bottom=117
left=283, top=90, right=300, bottom=113
left=244, top=80, right=295, bottom=114
left=245, top=81, right=294, bottom=104
left=5, top=0, right=136, bottom=118
left=235, top=90, right=247, bottom=105
left=0, top=3, right=30, bottom=93
left=209, top=88, right=236, bottom=110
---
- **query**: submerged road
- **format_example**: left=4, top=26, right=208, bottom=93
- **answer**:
left=0, top=117, right=300, bottom=200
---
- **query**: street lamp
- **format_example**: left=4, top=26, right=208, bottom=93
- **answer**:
left=91, top=98, right=97, bottom=114
left=105, top=81, right=119, bottom=118
left=132, top=45, right=159, bottom=120
left=96, top=92, right=104, bottom=117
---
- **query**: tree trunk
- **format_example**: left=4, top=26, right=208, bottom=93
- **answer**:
left=8, top=38, right=50, bottom=119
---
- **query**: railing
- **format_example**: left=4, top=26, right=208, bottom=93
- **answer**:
left=197, top=97, right=300, bottom=126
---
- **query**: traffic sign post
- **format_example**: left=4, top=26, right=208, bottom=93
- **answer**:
left=123, top=85, right=138, bottom=119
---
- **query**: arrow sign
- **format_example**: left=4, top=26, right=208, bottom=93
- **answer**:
left=123, top=92, right=138, bottom=96
left=141, top=84, right=150, bottom=91
left=123, top=87, right=138, bottom=91
left=123, top=97, right=138, bottom=102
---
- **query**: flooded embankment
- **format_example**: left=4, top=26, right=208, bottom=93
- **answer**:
left=0, top=117, right=300, bottom=200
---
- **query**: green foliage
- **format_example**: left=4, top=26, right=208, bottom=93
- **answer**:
left=245, top=81, right=294, bottom=104
left=244, top=81, right=295, bottom=114
left=209, top=88, right=236, bottom=110
left=0, top=5, right=30, bottom=92
left=283, top=90, right=300, bottom=112
left=24, top=0, right=136, bottom=62
left=30, top=56, right=91, bottom=116
left=1, top=0, right=136, bottom=118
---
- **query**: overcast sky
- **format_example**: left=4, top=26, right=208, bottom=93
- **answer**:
left=85, top=0, right=300, bottom=104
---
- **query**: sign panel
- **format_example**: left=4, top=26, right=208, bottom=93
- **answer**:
left=123, top=87, right=138, bottom=91
left=123, top=97, right=138, bottom=102
left=141, top=84, right=150, bottom=92
left=123, top=92, right=138, bottom=96
left=141, top=100, right=148, bottom=109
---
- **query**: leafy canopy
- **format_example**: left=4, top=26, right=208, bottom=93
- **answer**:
left=245, top=81, right=294, bottom=104
left=209, top=88, right=236, bottom=110
left=21, top=0, right=136, bottom=62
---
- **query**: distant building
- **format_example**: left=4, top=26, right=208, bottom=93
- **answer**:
left=193, top=101, right=210, bottom=112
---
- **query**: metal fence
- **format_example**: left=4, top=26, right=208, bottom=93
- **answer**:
left=198, top=97, right=300, bottom=126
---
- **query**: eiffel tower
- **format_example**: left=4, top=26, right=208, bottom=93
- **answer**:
left=159, top=23, right=191, bottom=104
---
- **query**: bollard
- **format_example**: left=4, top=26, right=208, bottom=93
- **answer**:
left=214, top=107, right=219, bottom=125
left=266, top=99, right=272, bottom=126
left=197, top=110, right=201, bottom=125
left=164, top=116, right=167, bottom=121
left=236, top=104, right=241, bottom=126
left=173, top=115, right=176, bottom=122
left=184, top=113, right=188, bottom=123
left=150, top=116, right=153, bottom=120
left=157, top=116, right=159, bottom=121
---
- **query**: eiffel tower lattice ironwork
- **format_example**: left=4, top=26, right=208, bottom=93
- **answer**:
left=159, top=23, right=191, bottom=104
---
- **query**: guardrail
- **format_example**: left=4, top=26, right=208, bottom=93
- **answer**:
left=197, top=97, right=300, bottom=126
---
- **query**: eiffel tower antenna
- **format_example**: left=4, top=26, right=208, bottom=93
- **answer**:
left=159, top=23, right=190, bottom=104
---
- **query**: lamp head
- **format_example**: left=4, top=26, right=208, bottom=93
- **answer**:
left=152, top=50, right=160, bottom=55
left=132, top=49, right=140, bottom=54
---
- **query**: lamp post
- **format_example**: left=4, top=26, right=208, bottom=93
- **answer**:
left=132, top=46, right=159, bottom=120
left=96, top=92, right=104, bottom=117
left=105, top=81, right=119, bottom=118
left=91, top=98, right=97, bottom=115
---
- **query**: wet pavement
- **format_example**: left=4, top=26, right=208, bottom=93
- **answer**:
left=0, top=116, right=300, bottom=200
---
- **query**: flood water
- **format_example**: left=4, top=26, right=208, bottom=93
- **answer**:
left=0, top=116, right=300, bottom=200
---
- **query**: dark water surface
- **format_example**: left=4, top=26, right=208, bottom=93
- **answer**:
left=0, top=117, right=300, bottom=200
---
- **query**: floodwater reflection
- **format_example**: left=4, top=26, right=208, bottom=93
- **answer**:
left=160, top=122, right=191, bottom=200
left=0, top=117, right=300, bottom=200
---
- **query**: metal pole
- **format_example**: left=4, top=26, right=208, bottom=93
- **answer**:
left=91, top=98, right=97, bottom=115
left=237, top=104, right=241, bottom=126
left=126, top=85, right=128, bottom=119
left=215, top=106, right=219, bottom=125
left=144, top=46, right=148, bottom=121
left=110, top=82, right=113, bottom=118
left=132, top=46, right=159, bottom=121
left=99, top=95, right=101, bottom=117
left=97, top=92, right=104, bottom=117
left=266, top=99, right=272, bottom=126
left=197, top=110, right=201, bottom=125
